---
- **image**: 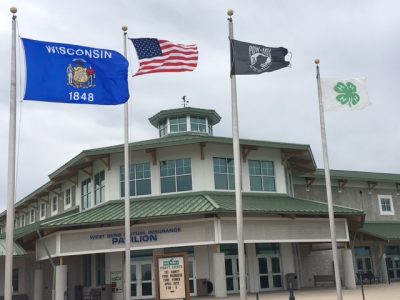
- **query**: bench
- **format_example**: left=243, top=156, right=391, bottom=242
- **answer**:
left=314, top=275, right=336, bottom=287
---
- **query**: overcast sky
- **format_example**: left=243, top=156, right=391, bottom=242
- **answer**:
left=1, top=0, right=400, bottom=211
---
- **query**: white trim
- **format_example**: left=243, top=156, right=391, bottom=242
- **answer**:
left=378, top=194, right=395, bottom=215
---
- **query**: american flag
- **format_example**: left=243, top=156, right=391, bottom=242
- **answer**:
left=131, top=38, right=198, bottom=76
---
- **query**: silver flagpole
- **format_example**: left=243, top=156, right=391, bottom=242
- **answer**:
left=122, top=25, right=131, bottom=300
left=227, top=10, right=247, bottom=300
left=4, top=7, right=18, bottom=300
left=315, top=59, right=343, bottom=300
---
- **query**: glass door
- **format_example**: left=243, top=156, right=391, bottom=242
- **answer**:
left=225, top=256, right=239, bottom=293
left=257, top=255, right=282, bottom=291
left=386, top=256, right=400, bottom=280
left=131, top=261, right=154, bottom=299
left=188, top=257, right=197, bottom=295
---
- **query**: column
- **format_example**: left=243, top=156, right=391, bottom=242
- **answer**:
left=342, top=249, right=356, bottom=289
left=33, top=269, right=44, bottom=300
left=213, top=252, right=227, bottom=298
left=55, top=265, right=67, bottom=300
left=380, top=253, right=389, bottom=283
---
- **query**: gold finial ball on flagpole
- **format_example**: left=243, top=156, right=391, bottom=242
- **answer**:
left=314, top=59, right=320, bottom=65
left=227, top=9, right=234, bottom=16
left=10, top=7, right=17, bottom=14
left=122, top=25, right=128, bottom=32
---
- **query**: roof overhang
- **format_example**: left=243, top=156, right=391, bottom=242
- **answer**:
left=359, top=222, right=400, bottom=241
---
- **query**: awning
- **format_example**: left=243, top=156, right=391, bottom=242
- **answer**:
left=359, top=222, right=400, bottom=240
left=0, top=239, right=27, bottom=256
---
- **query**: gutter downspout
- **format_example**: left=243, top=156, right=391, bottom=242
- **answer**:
left=37, top=229, right=56, bottom=300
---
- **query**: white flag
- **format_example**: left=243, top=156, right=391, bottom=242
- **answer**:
left=320, top=78, right=371, bottom=111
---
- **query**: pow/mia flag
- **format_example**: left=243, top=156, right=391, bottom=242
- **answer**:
left=230, top=39, right=290, bottom=75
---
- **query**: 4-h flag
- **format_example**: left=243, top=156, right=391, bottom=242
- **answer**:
left=230, top=39, right=290, bottom=75
left=321, top=78, right=371, bottom=111
left=22, top=38, right=129, bottom=105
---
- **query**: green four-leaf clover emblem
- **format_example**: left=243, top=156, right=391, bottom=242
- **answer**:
left=334, top=82, right=360, bottom=107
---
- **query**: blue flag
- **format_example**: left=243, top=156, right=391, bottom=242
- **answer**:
left=22, top=38, right=129, bottom=105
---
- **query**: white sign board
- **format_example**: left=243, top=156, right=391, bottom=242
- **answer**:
left=158, top=256, right=186, bottom=299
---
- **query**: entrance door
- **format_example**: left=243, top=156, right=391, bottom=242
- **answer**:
left=386, top=256, right=400, bottom=280
left=225, top=256, right=239, bottom=293
left=188, top=257, right=197, bottom=295
left=257, top=255, right=282, bottom=291
left=131, top=261, right=154, bottom=299
left=356, top=256, right=372, bottom=274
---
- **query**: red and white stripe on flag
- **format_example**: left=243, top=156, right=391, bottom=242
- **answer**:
left=135, top=40, right=198, bottom=76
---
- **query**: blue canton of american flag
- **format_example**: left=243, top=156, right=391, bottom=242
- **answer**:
left=130, top=38, right=198, bottom=76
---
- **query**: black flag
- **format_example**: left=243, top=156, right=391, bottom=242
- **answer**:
left=230, top=39, right=290, bottom=75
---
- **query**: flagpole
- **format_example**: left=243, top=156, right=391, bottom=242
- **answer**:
left=4, top=7, right=18, bottom=300
left=315, top=59, right=343, bottom=300
left=227, top=10, right=247, bottom=300
left=122, top=25, right=131, bottom=300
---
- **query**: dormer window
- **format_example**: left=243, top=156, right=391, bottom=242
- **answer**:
left=30, top=208, right=35, bottom=224
left=39, top=203, right=46, bottom=220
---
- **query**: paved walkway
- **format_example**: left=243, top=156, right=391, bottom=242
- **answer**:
left=198, top=282, right=400, bottom=299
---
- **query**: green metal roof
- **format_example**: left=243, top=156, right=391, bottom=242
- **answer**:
left=359, top=222, right=400, bottom=240
left=148, top=107, right=222, bottom=128
left=0, top=207, right=79, bottom=240
left=41, top=192, right=363, bottom=229
left=308, top=169, right=400, bottom=183
left=0, top=239, right=27, bottom=256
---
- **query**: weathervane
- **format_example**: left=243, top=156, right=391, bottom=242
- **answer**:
left=182, top=96, right=189, bottom=107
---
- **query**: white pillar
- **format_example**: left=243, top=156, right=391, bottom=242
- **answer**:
left=33, top=269, right=44, bottom=300
left=55, top=265, right=67, bottom=300
left=380, top=253, right=389, bottom=283
left=342, top=249, right=356, bottom=289
left=213, top=252, right=227, bottom=298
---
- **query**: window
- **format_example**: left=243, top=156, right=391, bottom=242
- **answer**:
left=159, top=119, right=167, bottom=137
left=120, top=163, right=151, bottom=197
left=51, top=196, right=58, bottom=215
left=170, top=116, right=187, bottom=133
left=81, top=178, right=92, bottom=210
left=39, top=203, right=46, bottom=220
left=379, top=195, right=394, bottom=215
left=160, top=159, right=192, bottom=193
left=190, top=116, right=207, bottom=133
left=83, top=255, right=92, bottom=287
left=64, top=188, right=72, bottom=208
left=94, top=170, right=105, bottom=205
left=20, top=214, right=25, bottom=227
left=213, top=157, right=235, bottom=190
left=95, top=253, right=106, bottom=285
left=30, top=208, right=35, bottom=223
left=249, top=160, right=276, bottom=192
left=12, top=268, right=19, bottom=292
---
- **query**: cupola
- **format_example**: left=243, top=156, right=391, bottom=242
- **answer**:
left=149, top=107, right=221, bottom=138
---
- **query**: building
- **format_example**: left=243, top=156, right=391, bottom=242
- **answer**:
left=0, top=106, right=399, bottom=300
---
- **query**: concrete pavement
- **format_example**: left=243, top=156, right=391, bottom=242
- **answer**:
left=197, top=282, right=400, bottom=300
